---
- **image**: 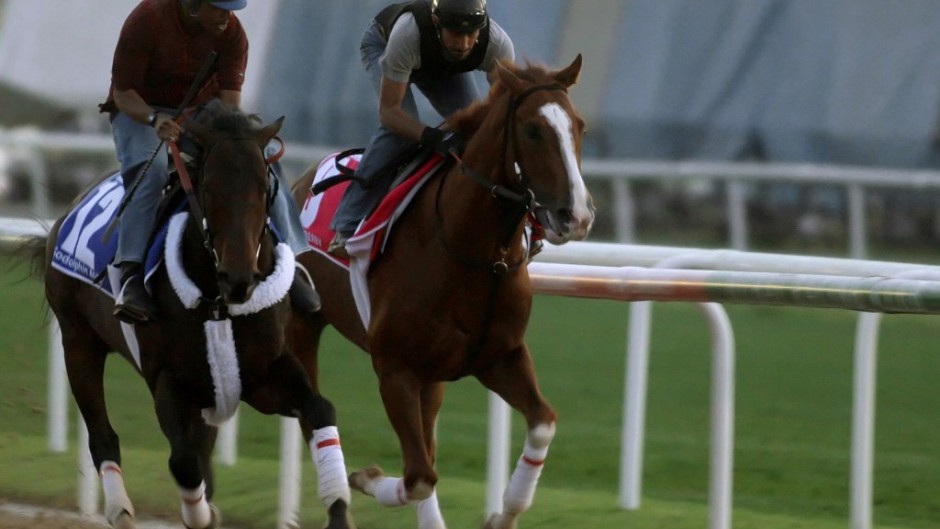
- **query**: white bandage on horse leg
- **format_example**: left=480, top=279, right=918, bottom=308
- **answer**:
left=99, top=461, right=135, bottom=522
left=503, top=423, right=555, bottom=514
left=178, top=480, right=211, bottom=529
left=373, top=476, right=409, bottom=507
left=310, top=426, right=352, bottom=506
left=416, top=491, right=446, bottom=529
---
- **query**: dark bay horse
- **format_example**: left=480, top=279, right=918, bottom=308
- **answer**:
left=18, top=101, right=354, bottom=529
left=290, top=56, right=594, bottom=528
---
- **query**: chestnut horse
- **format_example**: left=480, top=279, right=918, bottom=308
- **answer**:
left=290, top=56, right=593, bottom=528
left=18, top=101, right=354, bottom=529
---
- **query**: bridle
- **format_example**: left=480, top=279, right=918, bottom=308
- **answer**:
left=168, top=136, right=280, bottom=313
left=435, top=82, right=569, bottom=275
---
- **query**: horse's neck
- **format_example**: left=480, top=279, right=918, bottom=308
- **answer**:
left=435, top=145, right=526, bottom=256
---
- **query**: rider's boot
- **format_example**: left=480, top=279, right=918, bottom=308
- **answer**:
left=113, top=262, right=157, bottom=324
left=327, top=230, right=352, bottom=259
left=289, top=267, right=322, bottom=314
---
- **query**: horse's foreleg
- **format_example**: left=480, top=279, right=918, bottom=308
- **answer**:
left=153, top=372, right=218, bottom=529
left=476, top=344, right=557, bottom=529
left=244, top=353, right=353, bottom=529
left=483, top=423, right=556, bottom=529
left=348, top=466, right=446, bottom=529
left=376, top=369, right=438, bottom=501
left=415, top=382, right=447, bottom=528
left=61, top=325, right=135, bottom=528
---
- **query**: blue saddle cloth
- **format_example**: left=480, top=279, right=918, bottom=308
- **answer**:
left=51, top=173, right=173, bottom=297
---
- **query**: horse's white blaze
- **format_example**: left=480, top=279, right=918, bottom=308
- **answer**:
left=539, top=103, right=592, bottom=234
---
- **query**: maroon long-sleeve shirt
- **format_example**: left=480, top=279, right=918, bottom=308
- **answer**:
left=99, top=0, right=248, bottom=113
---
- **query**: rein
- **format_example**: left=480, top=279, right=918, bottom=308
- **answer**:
left=169, top=141, right=212, bottom=257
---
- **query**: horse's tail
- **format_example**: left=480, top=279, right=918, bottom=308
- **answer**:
left=7, top=233, right=49, bottom=281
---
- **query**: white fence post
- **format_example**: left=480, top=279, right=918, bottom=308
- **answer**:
left=47, top=317, right=68, bottom=452
left=850, top=312, right=882, bottom=529
left=77, top=420, right=98, bottom=516
left=277, top=417, right=303, bottom=529
left=486, top=392, right=511, bottom=517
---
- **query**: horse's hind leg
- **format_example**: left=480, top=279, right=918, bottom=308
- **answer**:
left=476, top=344, right=557, bottom=529
left=60, top=321, right=136, bottom=529
left=244, top=351, right=354, bottom=529
left=152, top=372, right=220, bottom=529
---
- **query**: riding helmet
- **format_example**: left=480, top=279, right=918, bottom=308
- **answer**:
left=432, top=0, right=488, bottom=32
left=208, top=0, right=247, bottom=10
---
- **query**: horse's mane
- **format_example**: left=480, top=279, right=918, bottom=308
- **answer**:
left=448, top=60, right=558, bottom=138
left=192, top=99, right=259, bottom=137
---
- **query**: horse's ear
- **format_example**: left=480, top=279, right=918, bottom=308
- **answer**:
left=496, top=60, right=527, bottom=94
left=555, top=54, right=582, bottom=88
left=258, top=116, right=285, bottom=145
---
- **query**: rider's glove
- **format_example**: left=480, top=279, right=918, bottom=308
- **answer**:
left=421, top=126, right=462, bottom=156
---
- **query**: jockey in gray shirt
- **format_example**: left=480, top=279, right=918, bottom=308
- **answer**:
left=328, top=0, right=515, bottom=257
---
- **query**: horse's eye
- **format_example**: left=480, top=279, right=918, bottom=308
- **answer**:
left=523, top=123, right=542, bottom=141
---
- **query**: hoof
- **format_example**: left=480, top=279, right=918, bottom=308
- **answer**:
left=110, top=510, right=135, bottom=529
left=324, top=499, right=357, bottom=529
left=184, top=504, right=221, bottom=529
left=408, top=479, right=434, bottom=502
left=482, top=513, right=517, bottom=529
left=348, top=464, right=385, bottom=495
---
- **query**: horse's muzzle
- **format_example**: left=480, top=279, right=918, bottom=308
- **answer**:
left=536, top=201, right=595, bottom=244
left=217, top=271, right=261, bottom=304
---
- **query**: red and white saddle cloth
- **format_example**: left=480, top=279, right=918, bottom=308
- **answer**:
left=299, top=151, right=446, bottom=326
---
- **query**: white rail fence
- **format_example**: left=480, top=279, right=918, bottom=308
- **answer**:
left=5, top=217, right=940, bottom=529
left=7, top=128, right=940, bottom=258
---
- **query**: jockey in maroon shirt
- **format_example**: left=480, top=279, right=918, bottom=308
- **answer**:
left=100, top=0, right=321, bottom=324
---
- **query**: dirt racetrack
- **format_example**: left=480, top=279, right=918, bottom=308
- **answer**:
left=0, top=510, right=106, bottom=529
left=0, top=504, right=180, bottom=529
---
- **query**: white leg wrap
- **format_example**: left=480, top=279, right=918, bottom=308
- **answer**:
left=373, top=476, right=409, bottom=506
left=416, top=491, right=446, bottom=529
left=311, top=426, right=352, bottom=507
left=178, top=481, right=211, bottom=529
left=503, top=423, right=555, bottom=514
left=100, top=461, right=134, bottom=523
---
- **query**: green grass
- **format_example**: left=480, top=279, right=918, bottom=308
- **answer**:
left=2, top=255, right=940, bottom=528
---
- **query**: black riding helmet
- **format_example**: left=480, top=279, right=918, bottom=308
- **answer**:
left=432, top=0, right=488, bottom=32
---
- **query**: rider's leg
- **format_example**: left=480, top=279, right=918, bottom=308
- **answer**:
left=327, top=21, right=422, bottom=258
left=328, top=125, right=416, bottom=247
left=266, top=158, right=322, bottom=313
left=111, top=110, right=170, bottom=324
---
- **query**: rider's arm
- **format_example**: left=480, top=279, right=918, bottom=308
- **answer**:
left=377, top=13, right=432, bottom=140
left=219, top=89, right=241, bottom=107
left=483, top=20, right=515, bottom=86
left=378, top=76, right=427, bottom=142
left=112, top=87, right=181, bottom=141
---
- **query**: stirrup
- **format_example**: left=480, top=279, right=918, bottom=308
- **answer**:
left=113, top=272, right=156, bottom=324
left=327, top=233, right=351, bottom=259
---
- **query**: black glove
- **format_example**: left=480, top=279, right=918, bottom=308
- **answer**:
left=420, top=126, right=462, bottom=156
